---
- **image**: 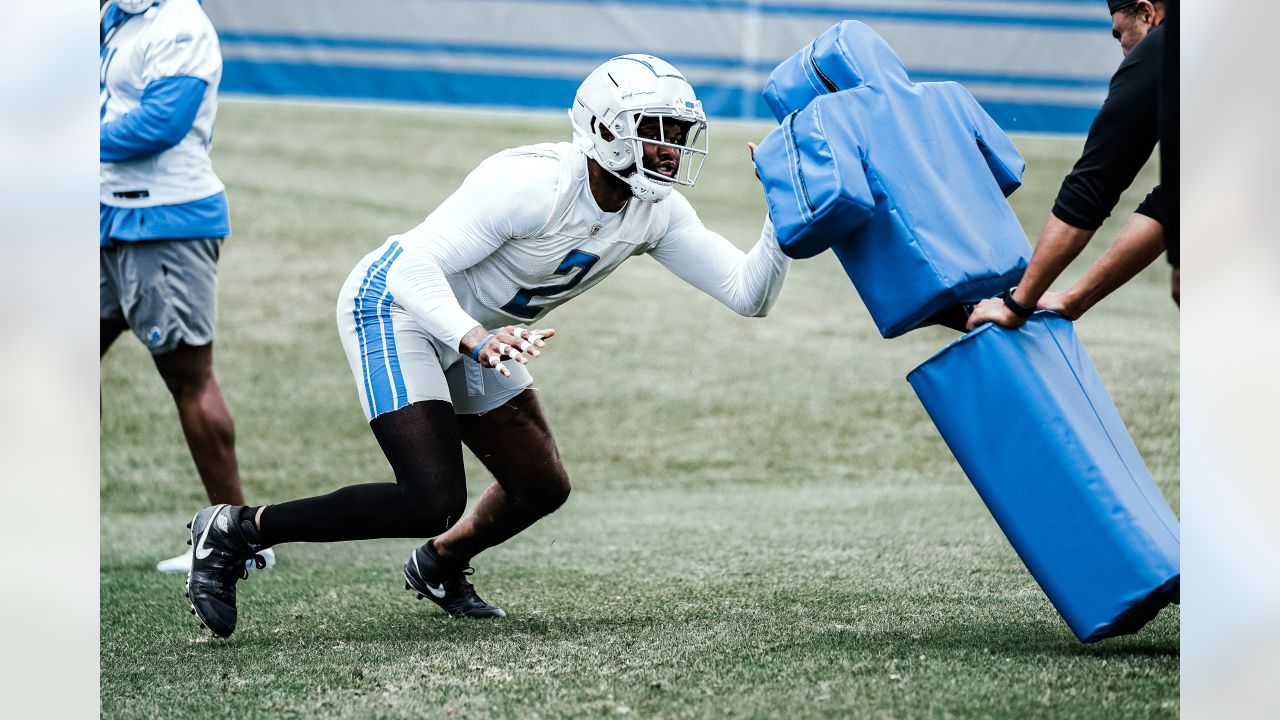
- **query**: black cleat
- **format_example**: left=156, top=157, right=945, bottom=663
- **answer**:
left=403, top=542, right=506, bottom=619
left=185, top=504, right=267, bottom=638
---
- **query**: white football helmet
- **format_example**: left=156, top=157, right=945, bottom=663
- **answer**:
left=570, top=55, right=709, bottom=202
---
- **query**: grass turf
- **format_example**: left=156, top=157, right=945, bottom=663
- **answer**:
left=100, top=100, right=1178, bottom=719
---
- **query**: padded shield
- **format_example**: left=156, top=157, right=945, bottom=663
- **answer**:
left=907, top=313, right=1180, bottom=643
left=763, top=21, right=871, bottom=121
left=754, top=21, right=1031, bottom=338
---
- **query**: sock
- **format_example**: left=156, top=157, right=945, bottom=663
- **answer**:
left=425, top=539, right=464, bottom=574
left=237, top=506, right=264, bottom=548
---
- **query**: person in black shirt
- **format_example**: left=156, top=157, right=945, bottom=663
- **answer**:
left=968, top=0, right=1174, bottom=328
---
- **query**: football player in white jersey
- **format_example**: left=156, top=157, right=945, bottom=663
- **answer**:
left=99, top=1, right=274, bottom=574
left=184, top=55, right=791, bottom=637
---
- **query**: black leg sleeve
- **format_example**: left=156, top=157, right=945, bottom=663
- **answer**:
left=257, top=400, right=468, bottom=546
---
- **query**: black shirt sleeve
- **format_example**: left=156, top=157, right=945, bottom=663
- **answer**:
left=1160, top=2, right=1179, bottom=267
left=1052, top=24, right=1164, bottom=231
left=1135, top=185, right=1163, bottom=225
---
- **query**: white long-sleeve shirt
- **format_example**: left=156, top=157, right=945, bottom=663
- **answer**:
left=385, top=142, right=790, bottom=351
left=100, top=0, right=224, bottom=207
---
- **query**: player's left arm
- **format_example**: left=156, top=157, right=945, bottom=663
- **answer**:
left=648, top=192, right=791, bottom=318
left=101, top=17, right=220, bottom=163
left=100, top=76, right=207, bottom=162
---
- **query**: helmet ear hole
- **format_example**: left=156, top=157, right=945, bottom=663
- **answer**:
left=596, top=120, right=615, bottom=142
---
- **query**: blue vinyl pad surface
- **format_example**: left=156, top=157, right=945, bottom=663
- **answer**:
left=754, top=21, right=1031, bottom=337
left=907, top=313, right=1180, bottom=642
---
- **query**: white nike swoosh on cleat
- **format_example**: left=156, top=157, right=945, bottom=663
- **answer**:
left=193, top=504, right=227, bottom=560
left=410, top=552, right=447, bottom=598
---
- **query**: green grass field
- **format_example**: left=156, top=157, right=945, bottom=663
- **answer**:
left=100, top=100, right=1178, bottom=719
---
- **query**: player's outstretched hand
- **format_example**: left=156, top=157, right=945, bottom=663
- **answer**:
left=476, top=326, right=556, bottom=377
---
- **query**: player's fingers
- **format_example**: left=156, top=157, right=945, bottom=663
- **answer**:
left=486, top=354, right=512, bottom=376
left=529, top=328, right=556, bottom=346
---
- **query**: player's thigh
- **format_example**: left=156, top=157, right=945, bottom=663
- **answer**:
left=152, top=341, right=215, bottom=395
left=100, top=319, right=128, bottom=358
left=337, top=255, right=454, bottom=422
left=109, top=238, right=223, bottom=356
left=100, top=247, right=129, bottom=357
left=456, top=388, right=570, bottom=499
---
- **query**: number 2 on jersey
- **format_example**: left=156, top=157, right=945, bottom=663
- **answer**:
left=501, top=249, right=600, bottom=320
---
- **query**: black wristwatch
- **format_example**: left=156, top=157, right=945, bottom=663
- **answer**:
left=1000, top=287, right=1035, bottom=318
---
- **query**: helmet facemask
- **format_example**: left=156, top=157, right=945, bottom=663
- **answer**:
left=619, top=109, right=709, bottom=191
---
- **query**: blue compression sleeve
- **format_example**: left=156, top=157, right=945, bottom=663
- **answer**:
left=100, top=75, right=207, bottom=162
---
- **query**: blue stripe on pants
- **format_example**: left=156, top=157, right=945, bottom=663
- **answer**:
left=352, top=242, right=405, bottom=417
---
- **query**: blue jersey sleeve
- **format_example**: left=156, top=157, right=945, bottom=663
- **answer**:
left=100, top=75, right=207, bottom=163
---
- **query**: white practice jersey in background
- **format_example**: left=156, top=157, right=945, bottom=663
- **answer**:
left=100, top=0, right=224, bottom=207
left=384, top=142, right=791, bottom=351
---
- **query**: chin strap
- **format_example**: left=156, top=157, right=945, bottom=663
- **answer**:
left=598, top=161, right=673, bottom=203
left=626, top=172, right=674, bottom=203
left=582, top=140, right=674, bottom=203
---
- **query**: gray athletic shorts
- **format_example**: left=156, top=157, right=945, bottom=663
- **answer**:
left=100, top=238, right=223, bottom=355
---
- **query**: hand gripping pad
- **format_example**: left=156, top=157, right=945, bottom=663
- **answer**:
left=907, top=313, right=1180, bottom=642
left=755, top=21, right=1031, bottom=338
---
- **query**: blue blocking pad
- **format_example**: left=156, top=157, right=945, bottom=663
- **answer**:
left=754, top=21, right=1031, bottom=338
left=752, top=105, right=875, bottom=261
left=907, top=313, right=1180, bottom=643
left=763, top=20, right=871, bottom=121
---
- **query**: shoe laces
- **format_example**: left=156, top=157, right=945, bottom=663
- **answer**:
left=220, top=553, right=265, bottom=583
left=452, top=567, right=487, bottom=606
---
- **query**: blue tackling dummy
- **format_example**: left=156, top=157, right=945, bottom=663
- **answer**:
left=908, top=313, right=1179, bottom=643
left=759, top=21, right=1179, bottom=642
left=753, top=20, right=1030, bottom=338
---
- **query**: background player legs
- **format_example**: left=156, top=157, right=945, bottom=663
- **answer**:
left=432, top=389, right=571, bottom=564
left=152, top=342, right=244, bottom=506
left=101, top=319, right=128, bottom=358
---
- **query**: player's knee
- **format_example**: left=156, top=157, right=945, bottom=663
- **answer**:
left=526, top=471, right=571, bottom=517
left=438, top=489, right=468, bottom=531
left=157, top=363, right=213, bottom=401
left=403, top=478, right=467, bottom=534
